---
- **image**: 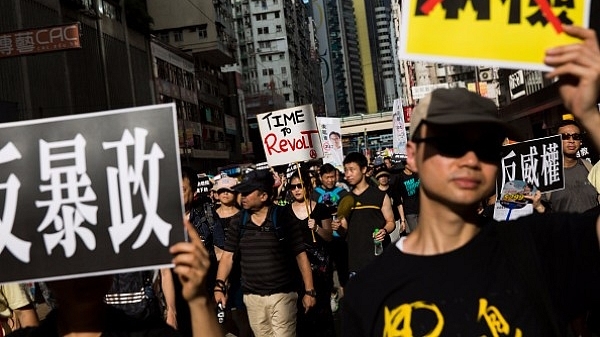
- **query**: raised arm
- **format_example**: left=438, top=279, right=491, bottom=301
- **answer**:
left=170, top=219, right=223, bottom=337
left=544, top=25, right=600, bottom=246
left=545, top=25, right=600, bottom=145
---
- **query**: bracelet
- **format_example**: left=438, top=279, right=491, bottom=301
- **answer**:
left=381, top=228, right=388, bottom=235
left=315, top=226, right=319, bottom=233
left=215, top=279, right=228, bottom=294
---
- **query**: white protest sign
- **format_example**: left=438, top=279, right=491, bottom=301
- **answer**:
left=257, top=105, right=323, bottom=167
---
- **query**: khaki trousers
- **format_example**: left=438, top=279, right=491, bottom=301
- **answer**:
left=243, top=292, right=298, bottom=337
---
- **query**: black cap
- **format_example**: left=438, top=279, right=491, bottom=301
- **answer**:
left=233, top=170, right=275, bottom=194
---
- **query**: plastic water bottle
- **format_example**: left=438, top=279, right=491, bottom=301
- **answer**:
left=373, top=228, right=383, bottom=256
left=332, top=214, right=340, bottom=238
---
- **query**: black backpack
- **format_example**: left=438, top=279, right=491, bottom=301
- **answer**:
left=104, top=271, right=161, bottom=321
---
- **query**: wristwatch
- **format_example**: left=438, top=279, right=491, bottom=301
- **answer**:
left=305, top=289, right=317, bottom=297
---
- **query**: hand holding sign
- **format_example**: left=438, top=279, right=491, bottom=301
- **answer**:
left=499, top=180, right=536, bottom=221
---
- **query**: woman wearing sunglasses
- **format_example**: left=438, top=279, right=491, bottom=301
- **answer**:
left=213, top=177, right=253, bottom=337
left=284, top=172, right=336, bottom=337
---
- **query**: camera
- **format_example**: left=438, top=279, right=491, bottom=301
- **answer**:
left=217, top=302, right=225, bottom=324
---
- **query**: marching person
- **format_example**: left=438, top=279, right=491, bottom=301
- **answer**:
left=342, top=25, right=600, bottom=336
left=213, top=177, right=253, bottom=337
left=331, top=152, right=396, bottom=277
left=285, top=172, right=335, bottom=337
left=213, top=170, right=316, bottom=337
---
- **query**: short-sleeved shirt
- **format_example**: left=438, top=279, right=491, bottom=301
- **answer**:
left=283, top=202, right=332, bottom=245
left=189, top=203, right=226, bottom=255
left=0, top=283, right=31, bottom=318
left=343, top=212, right=600, bottom=336
left=223, top=205, right=306, bottom=295
left=547, top=159, right=598, bottom=213
left=396, top=171, right=420, bottom=215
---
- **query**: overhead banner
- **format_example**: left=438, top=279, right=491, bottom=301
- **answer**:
left=317, top=117, right=344, bottom=170
left=392, top=99, right=408, bottom=154
left=0, top=104, right=185, bottom=284
left=400, top=0, right=590, bottom=71
left=257, top=105, right=323, bottom=167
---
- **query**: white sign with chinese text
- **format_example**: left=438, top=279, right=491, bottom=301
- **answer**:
left=316, top=117, right=344, bottom=171
left=257, top=105, right=323, bottom=167
left=0, top=104, right=185, bottom=284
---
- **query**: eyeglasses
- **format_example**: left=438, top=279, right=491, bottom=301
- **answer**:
left=560, top=133, right=582, bottom=141
left=288, top=183, right=303, bottom=190
left=413, top=136, right=503, bottom=163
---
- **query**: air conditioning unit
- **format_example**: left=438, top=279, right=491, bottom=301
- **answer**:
left=479, top=69, right=493, bottom=82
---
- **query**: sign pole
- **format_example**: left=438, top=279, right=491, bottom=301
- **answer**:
left=296, top=162, right=316, bottom=243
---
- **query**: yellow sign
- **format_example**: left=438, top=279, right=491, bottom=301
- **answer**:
left=400, top=0, right=590, bottom=70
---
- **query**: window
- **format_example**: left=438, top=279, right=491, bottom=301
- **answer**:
left=274, top=11, right=280, bottom=18
left=281, top=67, right=286, bottom=74
left=284, top=93, right=290, bottom=101
left=158, top=32, right=169, bottom=43
left=268, top=68, right=274, bottom=75
left=276, top=25, right=282, bottom=32
left=174, top=30, right=183, bottom=42
left=199, top=27, right=208, bottom=39
left=263, top=69, right=268, bottom=75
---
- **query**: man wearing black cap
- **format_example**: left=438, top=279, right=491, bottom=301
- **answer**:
left=214, top=169, right=316, bottom=337
left=342, top=26, right=600, bottom=336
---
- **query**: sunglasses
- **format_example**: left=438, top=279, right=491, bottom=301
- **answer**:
left=288, top=183, right=304, bottom=190
left=413, top=136, right=503, bottom=163
left=560, top=133, right=582, bottom=141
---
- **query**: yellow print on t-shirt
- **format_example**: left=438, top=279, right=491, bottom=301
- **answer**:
left=382, top=299, right=523, bottom=337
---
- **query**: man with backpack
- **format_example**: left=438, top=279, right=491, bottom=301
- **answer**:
left=214, top=169, right=315, bottom=337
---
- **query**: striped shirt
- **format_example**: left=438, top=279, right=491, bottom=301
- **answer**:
left=223, top=205, right=305, bottom=295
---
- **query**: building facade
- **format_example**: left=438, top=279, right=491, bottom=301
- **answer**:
left=147, top=0, right=242, bottom=172
left=0, top=0, right=154, bottom=121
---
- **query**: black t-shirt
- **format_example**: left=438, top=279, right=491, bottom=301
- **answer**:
left=346, top=186, right=388, bottom=272
left=283, top=202, right=331, bottom=245
left=396, top=170, right=420, bottom=215
left=342, top=212, right=600, bottom=336
left=7, top=306, right=179, bottom=337
left=223, top=205, right=306, bottom=295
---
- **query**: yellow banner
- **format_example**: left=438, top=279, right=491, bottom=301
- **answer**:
left=401, top=0, right=590, bottom=70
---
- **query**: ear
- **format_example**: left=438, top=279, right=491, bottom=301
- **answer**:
left=406, top=141, right=419, bottom=173
left=260, top=191, right=269, bottom=202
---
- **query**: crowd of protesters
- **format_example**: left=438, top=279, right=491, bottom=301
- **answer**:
left=3, top=23, right=600, bottom=337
